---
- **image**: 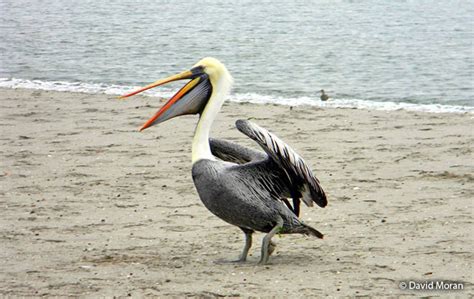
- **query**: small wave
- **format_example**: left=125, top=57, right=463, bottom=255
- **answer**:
left=1, top=78, right=472, bottom=114
left=0, top=77, right=176, bottom=98
left=232, top=92, right=474, bottom=114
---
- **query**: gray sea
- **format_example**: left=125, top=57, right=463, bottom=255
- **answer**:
left=1, top=0, right=473, bottom=112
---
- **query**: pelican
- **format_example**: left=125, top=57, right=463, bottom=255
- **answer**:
left=121, top=57, right=327, bottom=264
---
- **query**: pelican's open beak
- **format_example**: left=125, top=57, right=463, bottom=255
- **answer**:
left=120, top=66, right=211, bottom=131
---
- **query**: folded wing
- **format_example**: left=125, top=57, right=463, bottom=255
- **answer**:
left=209, top=138, right=266, bottom=164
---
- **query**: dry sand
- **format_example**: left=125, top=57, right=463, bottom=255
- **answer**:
left=1, top=87, right=473, bottom=297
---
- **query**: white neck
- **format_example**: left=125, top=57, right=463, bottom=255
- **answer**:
left=191, top=76, right=232, bottom=164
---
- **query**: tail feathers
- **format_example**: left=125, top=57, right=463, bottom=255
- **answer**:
left=299, top=223, right=324, bottom=239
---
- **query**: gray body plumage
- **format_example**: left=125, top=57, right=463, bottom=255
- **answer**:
left=192, top=159, right=301, bottom=233
left=192, top=119, right=326, bottom=239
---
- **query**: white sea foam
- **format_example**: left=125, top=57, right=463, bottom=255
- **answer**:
left=0, top=77, right=176, bottom=98
left=231, top=92, right=474, bottom=114
left=1, top=78, right=473, bottom=114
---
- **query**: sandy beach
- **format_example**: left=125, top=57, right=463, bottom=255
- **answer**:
left=0, top=87, right=472, bottom=297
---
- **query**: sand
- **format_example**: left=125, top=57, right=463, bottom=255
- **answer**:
left=0, top=87, right=472, bottom=297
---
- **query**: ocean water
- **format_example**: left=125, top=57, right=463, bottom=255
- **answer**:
left=1, top=0, right=473, bottom=113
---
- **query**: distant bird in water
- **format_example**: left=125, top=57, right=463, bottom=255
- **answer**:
left=121, top=58, right=327, bottom=264
left=320, top=89, right=329, bottom=101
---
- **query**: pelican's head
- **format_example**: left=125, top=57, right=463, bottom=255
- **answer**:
left=120, top=57, right=232, bottom=131
left=193, top=57, right=232, bottom=86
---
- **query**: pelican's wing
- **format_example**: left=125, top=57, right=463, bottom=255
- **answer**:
left=210, top=137, right=301, bottom=215
left=235, top=119, right=327, bottom=208
left=209, top=138, right=266, bottom=164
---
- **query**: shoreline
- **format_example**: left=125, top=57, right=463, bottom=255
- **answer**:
left=1, top=79, right=473, bottom=114
left=1, top=88, right=473, bottom=297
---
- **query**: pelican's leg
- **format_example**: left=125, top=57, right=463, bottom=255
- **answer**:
left=237, top=228, right=253, bottom=262
left=214, top=228, right=253, bottom=264
left=259, top=217, right=284, bottom=265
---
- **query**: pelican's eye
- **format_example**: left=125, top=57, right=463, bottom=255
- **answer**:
left=191, top=66, right=205, bottom=77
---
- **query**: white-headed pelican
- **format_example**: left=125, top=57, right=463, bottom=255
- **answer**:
left=121, top=57, right=327, bottom=264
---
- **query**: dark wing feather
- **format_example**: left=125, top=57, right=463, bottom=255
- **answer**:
left=209, top=138, right=266, bottom=164
left=227, top=158, right=303, bottom=215
left=209, top=137, right=301, bottom=215
left=236, top=119, right=327, bottom=208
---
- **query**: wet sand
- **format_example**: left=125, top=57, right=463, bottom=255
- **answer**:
left=1, top=88, right=472, bottom=297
